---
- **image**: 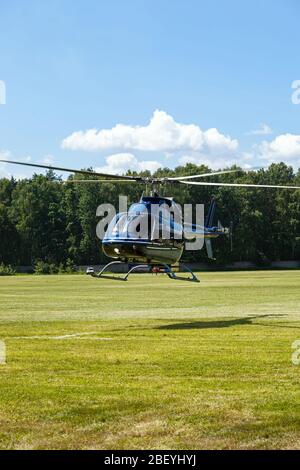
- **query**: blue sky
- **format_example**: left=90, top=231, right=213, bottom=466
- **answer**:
left=0, top=0, right=300, bottom=178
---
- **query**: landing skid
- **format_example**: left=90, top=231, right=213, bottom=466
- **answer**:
left=87, top=261, right=150, bottom=281
left=86, top=261, right=200, bottom=283
left=164, top=264, right=200, bottom=283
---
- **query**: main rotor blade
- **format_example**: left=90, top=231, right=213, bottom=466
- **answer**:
left=179, top=180, right=300, bottom=190
left=168, top=169, right=241, bottom=181
left=168, top=167, right=267, bottom=181
left=64, top=179, right=135, bottom=183
left=0, top=159, right=141, bottom=181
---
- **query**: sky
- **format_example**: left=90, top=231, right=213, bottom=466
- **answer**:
left=0, top=0, right=300, bottom=179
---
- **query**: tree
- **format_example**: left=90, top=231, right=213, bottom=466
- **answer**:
left=0, top=163, right=299, bottom=267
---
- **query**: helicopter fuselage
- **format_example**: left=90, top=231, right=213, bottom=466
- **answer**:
left=102, top=196, right=225, bottom=265
left=103, top=237, right=184, bottom=265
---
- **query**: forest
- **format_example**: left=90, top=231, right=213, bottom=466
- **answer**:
left=0, top=162, right=299, bottom=269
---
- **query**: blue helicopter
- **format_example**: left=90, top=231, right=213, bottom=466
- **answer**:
left=100, top=194, right=226, bottom=282
left=1, top=159, right=300, bottom=282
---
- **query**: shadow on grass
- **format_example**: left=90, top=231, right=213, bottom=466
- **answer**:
left=157, top=314, right=286, bottom=330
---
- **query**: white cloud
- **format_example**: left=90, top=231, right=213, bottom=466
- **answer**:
left=62, top=109, right=238, bottom=154
left=42, top=154, right=55, bottom=165
left=0, top=150, right=32, bottom=180
left=178, top=152, right=252, bottom=170
left=95, top=153, right=161, bottom=175
left=0, top=150, right=11, bottom=161
left=256, top=133, right=300, bottom=168
left=246, top=123, right=273, bottom=136
left=179, top=132, right=300, bottom=171
left=0, top=150, right=12, bottom=178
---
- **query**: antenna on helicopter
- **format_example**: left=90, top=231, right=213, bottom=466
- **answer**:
left=229, top=221, right=234, bottom=252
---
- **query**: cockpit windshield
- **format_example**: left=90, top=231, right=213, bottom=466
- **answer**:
left=103, top=200, right=183, bottom=242
left=104, top=212, right=152, bottom=241
left=128, top=203, right=149, bottom=216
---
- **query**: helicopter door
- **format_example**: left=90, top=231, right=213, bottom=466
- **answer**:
left=155, top=205, right=182, bottom=244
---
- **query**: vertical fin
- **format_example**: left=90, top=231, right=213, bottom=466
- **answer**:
left=205, top=239, right=215, bottom=259
left=205, top=198, right=217, bottom=260
left=205, top=197, right=216, bottom=228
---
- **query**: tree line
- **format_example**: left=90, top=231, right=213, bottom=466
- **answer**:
left=0, top=162, right=299, bottom=268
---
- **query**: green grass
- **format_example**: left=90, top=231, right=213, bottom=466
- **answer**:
left=0, top=271, right=300, bottom=449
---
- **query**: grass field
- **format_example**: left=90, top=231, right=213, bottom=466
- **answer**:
left=0, top=270, right=299, bottom=449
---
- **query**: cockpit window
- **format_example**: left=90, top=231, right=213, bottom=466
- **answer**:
left=104, top=212, right=152, bottom=240
left=128, top=203, right=149, bottom=215
left=103, top=202, right=183, bottom=242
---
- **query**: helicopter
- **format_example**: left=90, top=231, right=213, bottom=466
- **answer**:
left=1, top=159, right=300, bottom=282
